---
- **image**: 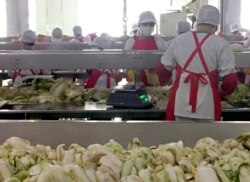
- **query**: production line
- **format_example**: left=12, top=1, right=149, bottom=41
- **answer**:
left=0, top=50, right=249, bottom=121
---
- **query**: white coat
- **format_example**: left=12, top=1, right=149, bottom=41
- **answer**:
left=161, top=32, right=236, bottom=119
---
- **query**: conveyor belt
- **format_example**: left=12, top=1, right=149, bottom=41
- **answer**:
left=0, top=102, right=249, bottom=120
left=0, top=121, right=249, bottom=147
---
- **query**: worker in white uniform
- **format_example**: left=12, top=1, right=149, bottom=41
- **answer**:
left=161, top=5, right=238, bottom=122
left=8, top=30, right=42, bottom=86
left=165, top=20, right=191, bottom=48
left=130, top=23, right=139, bottom=36
left=177, top=20, right=191, bottom=34
left=230, top=23, right=241, bottom=35
left=124, top=11, right=167, bottom=86
left=85, top=35, right=116, bottom=88
left=70, top=26, right=91, bottom=43
left=51, top=28, right=63, bottom=43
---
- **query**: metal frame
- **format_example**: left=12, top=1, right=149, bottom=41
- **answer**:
left=0, top=50, right=162, bottom=70
left=0, top=121, right=249, bottom=147
left=0, top=50, right=249, bottom=70
left=0, top=102, right=249, bottom=121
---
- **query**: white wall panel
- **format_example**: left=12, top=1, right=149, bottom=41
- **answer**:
left=223, top=0, right=241, bottom=33
left=6, top=0, right=29, bottom=36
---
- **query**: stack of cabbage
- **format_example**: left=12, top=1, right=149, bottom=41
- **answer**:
left=0, top=78, right=109, bottom=104
left=0, top=133, right=250, bottom=181
left=225, top=84, right=250, bottom=107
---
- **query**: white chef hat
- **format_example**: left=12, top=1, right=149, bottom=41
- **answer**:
left=177, top=21, right=191, bottom=34
left=92, top=36, right=111, bottom=49
left=73, top=26, right=82, bottom=36
left=100, top=33, right=110, bottom=39
left=230, top=23, right=240, bottom=33
left=138, top=11, right=156, bottom=25
left=196, top=5, right=220, bottom=27
left=52, top=27, right=63, bottom=41
left=244, top=32, right=250, bottom=39
left=21, top=30, right=36, bottom=44
left=132, top=23, right=138, bottom=31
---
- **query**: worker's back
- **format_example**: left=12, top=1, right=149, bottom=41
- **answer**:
left=169, top=31, right=235, bottom=73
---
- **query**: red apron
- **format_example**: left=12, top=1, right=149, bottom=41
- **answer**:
left=85, top=69, right=113, bottom=88
left=132, top=36, right=158, bottom=86
left=13, top=69, right=37, bottom=82
left=75, top=36, right=84, bottom=42
left=166, top=32, right=221, bottom=121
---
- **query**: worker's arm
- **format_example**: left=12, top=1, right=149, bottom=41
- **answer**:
left=218, top=45, right=238, bottom=96
left=124, top=38, right=135, bottom=50
left=160, top=40, right=176, bottom=71
left=155, top=37, right=168, bottom=51
left=157, top=41, right=176, bottom=85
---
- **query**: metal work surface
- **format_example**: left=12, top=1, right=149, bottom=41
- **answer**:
left=33, top=43, right=92, bottom=50
left=0, top=102, right=249, bottom=120
left=0, top=50, right=249, bottom=70
left=0, top=50, right=163, bottom=69
left=0, top=121, right=249, bottom=147
left=234, top=51, right=250, bottom=67
left=0, top=43, right=21, bottom=50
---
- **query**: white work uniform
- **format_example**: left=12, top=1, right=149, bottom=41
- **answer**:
left=161, top=32, right=236, bottom=119
left=124, top=36, right=167, bottom=51
left=69, top=36, right=91, bottom=43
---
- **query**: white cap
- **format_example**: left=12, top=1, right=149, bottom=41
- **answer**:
left=92, top=37, right=111, bottom=49
left=21, top=30, right=36, bottom=44
left=244, top=32, right=250, bottom=39
left=196, top=5, right=220, bottom=27
left=230, top=23, right=240, bottom=33
left=52, top=28, right=63, bottom=40
left=73, top=26, right=82, bottom=36
left=177, top=21, right=191, bottom=34
left=132, top=23, right=138, bottom=31
left=138, top=11, right=156, bottom=25
left=100, top=33, right=110, bottom=39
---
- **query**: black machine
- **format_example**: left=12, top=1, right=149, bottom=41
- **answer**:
left=107, top=85, right=152, bottom=109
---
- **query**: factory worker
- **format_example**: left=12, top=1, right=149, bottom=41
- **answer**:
left=177, top=20, right=191, bottom=34
left=85, top=35, right=116, bottom=88
left=124, top=11, right=167, bottom=86
left=87, top=33, right=97, bottom=42
left=165, top=21, right=191, bottom=48
left=70, top=26, right=90, bottom=43
left=51, top=27, right=63, bottom=43
left=9, top=30, right=41, bottom=86
left=161, top=5, right=238, bottom=121
left=130, top=23, right=139, bottom=36
left=230, top=23, right=241, bottom=35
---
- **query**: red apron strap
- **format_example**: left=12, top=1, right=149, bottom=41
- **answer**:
left=13, top=70, right=25, bottom=81
left=85, top=69, right=102, bottom=88
left=76, top=37, right=84, bottom=42
left=166, top=65, right=182, bottom=121
left=183, top=32, right=211, bottom=113
left=184, top=72, right=208, bottom=112
left=106, top=72, right=111, bottom=88
left=30, top=69, right=36, bottom=75
left=192, top=32, right=210, bottom=74
left=183, top=32, right=211, bottom=70
left=193, top=33, right=221, bottom=120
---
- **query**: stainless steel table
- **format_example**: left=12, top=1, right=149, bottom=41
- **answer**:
left=0, top=121, right=249, bottom=147
left=0, top=102, right=249, bottom=121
